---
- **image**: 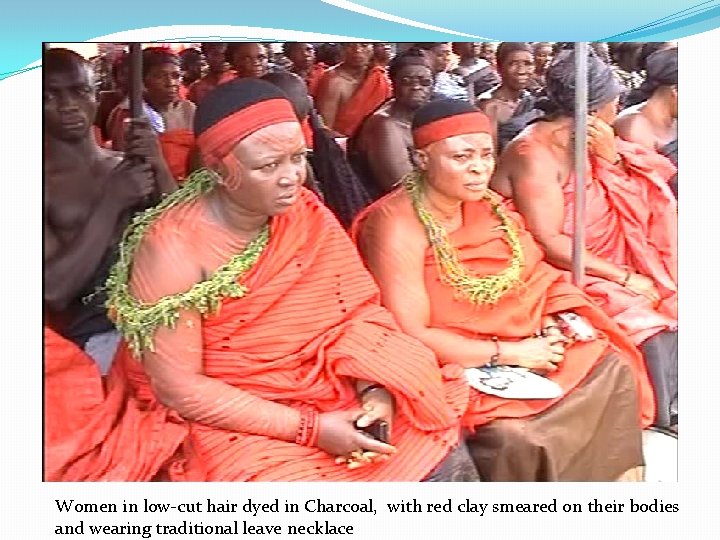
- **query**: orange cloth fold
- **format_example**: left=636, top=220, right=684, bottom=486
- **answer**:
left=301, top=117, right=314, bottom=149
left=306, top=63, right=328, bottom=97
left=115, top=189, right=467, bottom=481
left=320, top=65, right=392, bottom=138
left=353, top=191, right=655, bottom=429
left=159, top=129, right=195, bottom=182
left=43, top=327, right=186, bottom=481
left=558, top=140, right=678, bottom=345
left=187, top=71, right=237, bottom=105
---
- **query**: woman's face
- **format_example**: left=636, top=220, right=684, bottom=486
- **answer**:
left=222, top=122, right=307, bottom=217
left=417, top=132, right=496, bottom=202
left=594, top=96, right=620, bottom=125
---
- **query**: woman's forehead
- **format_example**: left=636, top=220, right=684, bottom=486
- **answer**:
left=235, top=122, right=304, bottom=155
left=436, top=132, right=493, bottom=152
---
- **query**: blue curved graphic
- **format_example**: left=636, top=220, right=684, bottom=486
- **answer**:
left=2, top=0, right=718, bottom=82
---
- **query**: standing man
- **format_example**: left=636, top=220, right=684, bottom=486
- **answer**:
left=44, top=48, right=175, bottom=373
left=227, top=42, right=270, bottom=79
left=188, top=43, right=237, bottom=105
left=315, top=42, right=392, bottom=137
left=283, top=42, right=327, bottom=97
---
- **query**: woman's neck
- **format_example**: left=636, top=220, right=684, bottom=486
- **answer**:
left=388, top=100, right=414, bottom=124
left=144, top=94, right=172, bottom=113
left=45, top=135, right=102, bottom=168
left=642, top=93, right=675, bottom=129
left=422, top=181, right=463, bottom=221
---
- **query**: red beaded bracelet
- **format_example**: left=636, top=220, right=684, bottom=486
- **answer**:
left=295, top=407, right=319, bottom=447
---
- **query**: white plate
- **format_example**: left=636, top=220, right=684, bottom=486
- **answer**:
left=465, top=366, right=563, bottom=400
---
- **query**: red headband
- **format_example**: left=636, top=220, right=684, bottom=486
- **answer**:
left=413, top=111, right=493, bottom=149
left=196, top=98, right=298, bottom=165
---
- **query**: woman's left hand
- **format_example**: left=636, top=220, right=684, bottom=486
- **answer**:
left=587, top=116, right=619, bottom=164
left=355, top=387, right=395, bottom=442
left=541, top=315, right=563, bottom=339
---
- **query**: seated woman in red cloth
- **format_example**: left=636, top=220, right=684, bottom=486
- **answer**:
left=108, top=48, right=196, bottom=182
left=492, top=49, right=678, bottom=430
left=44, top=327, right=186, bottom=481
left=103, top=79, right=476, bottom=482
left=353, top=99, right=653, bottom=481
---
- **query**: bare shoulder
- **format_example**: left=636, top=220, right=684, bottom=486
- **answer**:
left=503, top=127, right=556, bottom=163
left=614, top=108, right=653, bottom=140
left=129, top=204, right=204, bottom=301
left=370, top=112, right=403, bottom=138
left=493, top=128, right=562, bottom=194
left=360, top=190, right=427, bottom=253
left=320, top=67, right=345, bottom=88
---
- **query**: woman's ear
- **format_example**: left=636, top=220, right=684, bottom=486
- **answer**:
left=414, top=149, right=429, bottom=171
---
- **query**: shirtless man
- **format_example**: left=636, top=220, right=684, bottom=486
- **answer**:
left=188, top=43, right=236, bottom=105
left=227, top=42, right=269, bottom=79
left=315, top=42, right=391, bottom=137
left=352, top=48, right=434, bottom=196
left=44, top=48, right=174, bottom=373
left=283, top=42, right=326, bottom=97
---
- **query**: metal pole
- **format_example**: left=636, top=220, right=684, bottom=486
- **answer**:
left=128, top=43, right=143, bottom=119
left=572, top=42, right=588, bottom=287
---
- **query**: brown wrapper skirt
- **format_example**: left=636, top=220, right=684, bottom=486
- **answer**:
left=466, top=351, right=643, bottom=481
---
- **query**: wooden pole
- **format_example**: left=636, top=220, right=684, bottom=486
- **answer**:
left=572, top=42, right=588, bottom=287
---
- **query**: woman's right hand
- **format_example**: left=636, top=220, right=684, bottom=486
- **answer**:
left=504, top=334, right=567, bottom=372
left=316, top=410, right=396, bottom=459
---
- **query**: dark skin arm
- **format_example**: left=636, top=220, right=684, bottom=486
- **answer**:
left=476, top=98, right=501, bottom=152
left=365, top=118, right=413, bottom=192
left=315, top=74, right=343, bottom=131
left=44, top=160, right=156, bottom=311
left=45, top=195, right=124, bottom=311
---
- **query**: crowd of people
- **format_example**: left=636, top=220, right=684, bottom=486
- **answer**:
left=43, top=40, right=677, bottom=482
